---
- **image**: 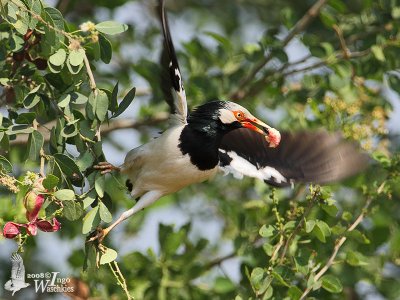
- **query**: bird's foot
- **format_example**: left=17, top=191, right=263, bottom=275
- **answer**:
left=94, top=161, right=120, bottom=174
left=87, top=226, right=110, bottom=245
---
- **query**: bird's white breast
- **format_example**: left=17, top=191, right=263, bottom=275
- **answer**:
left=121, top=125, right=218, bottom=198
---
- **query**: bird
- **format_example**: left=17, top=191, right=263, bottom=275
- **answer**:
left=91, top=0, right=368, bottom=243
left=4, top=253, right=30, bottom=296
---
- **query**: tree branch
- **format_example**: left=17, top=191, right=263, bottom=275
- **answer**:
left=299, top=196, right=373, bottom=300
left=8, top=112, right=169, bottom=146
left=238, top=48, right=371, bottom=100
left=230, top=0, right=328, bottom=100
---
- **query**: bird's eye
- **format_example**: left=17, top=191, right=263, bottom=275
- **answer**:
left=234, top=111, right=245, bottom=120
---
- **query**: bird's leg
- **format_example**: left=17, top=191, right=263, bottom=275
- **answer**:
left=94, top=161, right=121, bottom=174
left=87, top=191, right=162, bottom=244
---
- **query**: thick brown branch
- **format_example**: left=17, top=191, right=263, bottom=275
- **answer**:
left=230, top=0, right=327, bottom=100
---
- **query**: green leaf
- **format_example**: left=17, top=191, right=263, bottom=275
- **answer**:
left=10, top=33, right=24, bottom=52
left=321, top=203, right=339, bottom=217
left=63, top=200, right=84, bottom=221
left=259, top=224, right=275, bottom=237
left=68, top=48, right=85, bottom=66
left=0, top=155, right=12, bottom=173
left=250, top=267, right=265, bottom=287
left=28, top=0, right=41, bottom=28
left=99, top=33, right=112, bottom=64
left=76, top=151, right=94, bottom=172
left=70, top=92, right=88, bottom=105
left=95, top=21, right=128, bottom=35
left=96, top=90, right=109, bottom=122
left=321, top=275, right=343, bottom=293
left=54, top=189, right=75, bottom=201
left=83, top=191, right=96, bottom=209
left=53, top=153, right=83, bottom=185
left=316, top=220, right=331, bottom=237
left=95, top=173, right=106, bottom=198
left=283, top=220, right=296, bottom=231
left=44, top=7, right=64, bottom=30
left=287, top=286, right=302, bottom=300
left=58, top=94, right=70, bottom=108
left=6, top=125, right=33, bottom=135
left=15, top=112, right=36, bottom=124
left=313, top=224, right=326, bottom=242
left=388, top=74, right=400, bottom=94
left=66, top=61, right=83, bottom=74
left=23, top=93, right=41, bottom=109
left=110, top=81, right=119, bottom=113
left=99, top=201, right=112, bottom=223
left=43, top=174, right=59, bottom=190
left=342, top=211, right=353, bottom=222
left=82, top=205, right=99, bottom=234
left=99, top=247, right=118, bottom=264
left=346, top=250, right=369, bottom=266
left=49, top=48, right=67, bottom=66
left=27, top=130, right=44, bottom=161
left=61, top=123, right=78, bottom=138
left=203, top=31, right=232, bottom=51
left=371, top=45, right=385, bottom=62
left=213, top=277, right=235, bottom=294
left=305, top=220, right=315, bottom=233
left=111, top=87, right=136, bottom=118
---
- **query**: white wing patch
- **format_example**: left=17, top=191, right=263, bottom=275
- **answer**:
left=219, top=149, right=287, bottom=184
left=173, top=65, right=187, bottom=123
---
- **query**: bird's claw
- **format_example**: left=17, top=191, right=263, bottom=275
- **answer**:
left=94, top=161, right=120, bottom=174
left=87, top=227, right=106, bottom=245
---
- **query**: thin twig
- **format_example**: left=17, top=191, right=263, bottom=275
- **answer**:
left=271, top=235, right=284, bottom=263
left=332, top=24, right=350, bottom=59
left=230, top=0, right=327, bottom=100
left=204, top=252, right=236, bottom=270
left=239, top=48, right=371, bottom=100
left=299, top=196, right=373, bottom=300
left=83, top=53, right=97, bottom=93
left=279, top=195, right=317, bottom=263
left=108, top=261, right=134, bottom=299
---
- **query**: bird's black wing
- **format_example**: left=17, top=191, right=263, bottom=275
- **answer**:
left=158, top=0, right=188, bottom=124
left=219, top=129, right=369, bottom=187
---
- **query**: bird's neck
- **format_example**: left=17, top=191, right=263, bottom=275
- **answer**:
left=178, top=122, right=223, bottom=170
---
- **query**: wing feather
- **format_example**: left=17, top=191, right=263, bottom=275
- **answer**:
left=219, top=129, right=369, bottom=187
left=158, top=0, right=188, bottom=124
left=11, top=253, right=25, bottom=281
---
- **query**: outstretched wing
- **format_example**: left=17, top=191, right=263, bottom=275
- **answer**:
left=10, top=253, right=25, bottom=281
left=219, top=129, right=369, bottom=187
left=158, top=0, right=188, bottom=124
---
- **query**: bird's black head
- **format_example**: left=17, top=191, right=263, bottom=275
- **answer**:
left=187, top=100, right=281, bottom=147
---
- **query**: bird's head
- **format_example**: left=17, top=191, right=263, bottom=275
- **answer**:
left=189, top=101, right=281, bottom=148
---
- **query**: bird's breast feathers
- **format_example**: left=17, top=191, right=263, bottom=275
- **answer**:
left=122, top=126, right=218, bottom=196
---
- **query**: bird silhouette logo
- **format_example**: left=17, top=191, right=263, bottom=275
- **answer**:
left=4, top=253, right=30, bottom=296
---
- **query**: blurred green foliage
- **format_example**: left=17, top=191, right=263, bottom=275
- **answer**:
left=0, top=0, right=400, bottom=299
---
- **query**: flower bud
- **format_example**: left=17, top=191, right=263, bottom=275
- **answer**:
left=24, top=191, right=45, bottom=222
left=2, top=222, right=22, bottom=239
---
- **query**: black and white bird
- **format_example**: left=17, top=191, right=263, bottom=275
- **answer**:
left=92, top=0, right=367, bottom=242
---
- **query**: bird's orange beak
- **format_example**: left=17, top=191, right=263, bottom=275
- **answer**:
left=241, top=118, right=281, bottom=148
